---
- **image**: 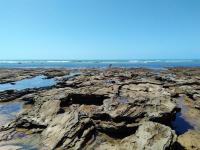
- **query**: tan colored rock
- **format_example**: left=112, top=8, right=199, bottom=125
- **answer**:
left=39, top=100, right=61, bottom=124
left=3, top=68, right=196, bottom=149
left=122, top=121, right=177, bottom=150
left=92, top=122, right=177, bottom=150
left=178, top=130, right=200, bottom=150
left=41, top=111, right=95, bottom=150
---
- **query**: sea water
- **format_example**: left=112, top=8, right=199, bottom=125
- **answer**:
left=0, top=75, right=56, bottom=91
left=0, top=59, right=199, bottom=69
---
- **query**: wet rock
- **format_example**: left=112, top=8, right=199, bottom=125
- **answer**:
left=0, top=68, right=70, bottom=84
left=0, top=128, right=16, bottom=141
left=20, top=93, right=36, bottom=105
left=0, top=89, right=37, bottom=102
left=0, top=68, right=200, bottom=149
left=0, top=145, right=23, bottom=150
left=0, top=90, right=23, bottom=102
left=15, top=100, right=62, bottom=131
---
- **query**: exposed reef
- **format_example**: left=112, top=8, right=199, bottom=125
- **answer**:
left=0, top=67, right=200, bottom=150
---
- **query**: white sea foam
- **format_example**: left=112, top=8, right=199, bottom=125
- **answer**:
left=128, top=60, right=140, bottom=63
left=100, top=61, right=125, bottom=64
left=46, top=60, right=70, bottom=63
left=0, top=60, right=21, bottom=64
left=0, top=60, right=198, bottom=67
left=0, top=60, right=71, bottom=64
left=164, top=60, right=194, bottom=63
left=129, top=60, right=161, bottom=63
left=143, top=60, right=161, bottom=63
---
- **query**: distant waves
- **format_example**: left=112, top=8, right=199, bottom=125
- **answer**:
left=0, top=60, right=199, bottom=68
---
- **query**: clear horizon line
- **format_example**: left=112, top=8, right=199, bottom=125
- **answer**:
left=0, top=59, right=200, bottom=61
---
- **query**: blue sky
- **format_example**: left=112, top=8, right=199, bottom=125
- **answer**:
left=0, top=0, right=200, bottom=60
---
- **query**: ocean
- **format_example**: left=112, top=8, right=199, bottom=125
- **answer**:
left=0, top=59, right=200, bottom=69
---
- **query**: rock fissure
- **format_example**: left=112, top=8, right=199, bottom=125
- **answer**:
left=1, top=68, right=200, bottom=149
left=60, top=94, right=109, bottom=106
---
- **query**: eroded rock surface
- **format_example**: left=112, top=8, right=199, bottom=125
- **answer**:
left=0, top=68, right=200, bottom=150
left=177, top=130, right=200, bottom=150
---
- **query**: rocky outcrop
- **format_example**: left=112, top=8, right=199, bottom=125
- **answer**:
left=0, top=68, right=200, bottom=149
left=89, top=121, right=176, bottom=150
left=41, top=112, right=95, bottom=149
left=0, top=90, right=31, bottom=102
left=177, top=130, right=200, bottom=150
left=0, top=68, right=70, bottom=84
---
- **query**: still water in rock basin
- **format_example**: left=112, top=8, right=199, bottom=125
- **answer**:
left=171, top=97, right=194, bottom=135
left=0, top=75, right=56, bottom=91
left=0, top=102, right=23, bottom=126
left=0, top=76, right=54, bottom=149
left=171, top=111, right=194, bottom=135
left=0, top=134, right=40, bottom=150
left=0, top=75, right=56, bottom=126
left=0, top=102, right=40, bottom=149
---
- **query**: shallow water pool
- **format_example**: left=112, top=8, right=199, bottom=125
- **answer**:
left=0, top=75, right=56, bottom=91
left=0, top=102, right=23, bottom=126
left=171, top=96, right=194, bottom=135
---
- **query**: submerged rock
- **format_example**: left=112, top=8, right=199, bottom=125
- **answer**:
left=0, top=145, right=22, bottom=150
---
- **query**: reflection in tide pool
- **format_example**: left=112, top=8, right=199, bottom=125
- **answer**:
left=0, top=102, right=41, bottom=150
left=0, top=102, right=23, bottom=126
left=0, top=134, right=41, bottom=150
left=171, top=97, right=194, bottom=135
left=171, top=111, right=193, bottom=135
left=0, top=75, right=56, bottom=91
